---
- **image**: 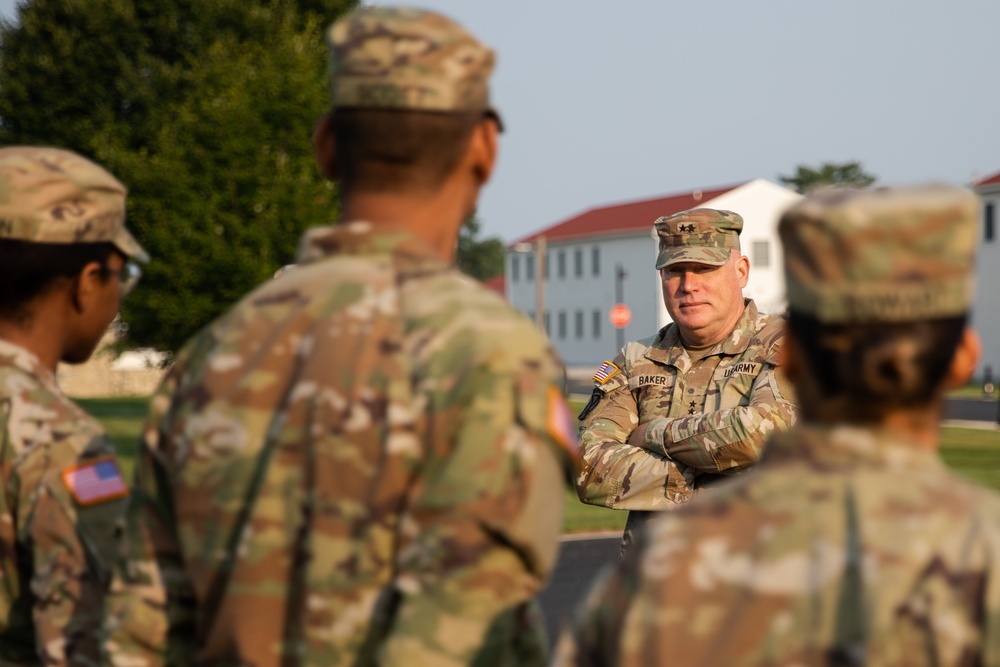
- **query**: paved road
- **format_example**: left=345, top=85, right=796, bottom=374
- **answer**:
left=539, top=534, right=621, bottom=646
left=944, top=397, right=1000, bottom=424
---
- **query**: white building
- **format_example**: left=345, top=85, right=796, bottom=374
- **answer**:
left=505, top=179, right=802, bottom=366
left=974, top=170, right=1000, bottom=381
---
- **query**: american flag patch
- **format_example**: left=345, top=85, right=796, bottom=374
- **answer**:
left=593, top=361, right=619, bottom=384
left=62, top=457, right=129, bottom=506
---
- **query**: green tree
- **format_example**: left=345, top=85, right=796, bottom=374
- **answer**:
left=455, top=213, right=505, bottom=281
left=0, top=0, right=357, bottom=351
left=779, top=161, right=877, bottom=194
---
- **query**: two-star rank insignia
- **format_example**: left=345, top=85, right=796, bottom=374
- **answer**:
left=679, top=223, right=697, bottom=233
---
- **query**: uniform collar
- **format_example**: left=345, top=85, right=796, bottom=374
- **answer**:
left=297, top=220, right=449, bottom=275
left=646, top=299, right=759, bottom=367
left=763, top=422, right=945, bottom=472
left=0, top=338, right=61, bottom=394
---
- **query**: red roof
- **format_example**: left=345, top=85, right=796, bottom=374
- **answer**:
left=976, top=170, right=1000, bottom=188
left=482, top=275, right=505, bottom=296
left=511, top=183, right=743, bottom=246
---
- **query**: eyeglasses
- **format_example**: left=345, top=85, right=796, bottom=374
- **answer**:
left=106, top=262, right=142, bottom=297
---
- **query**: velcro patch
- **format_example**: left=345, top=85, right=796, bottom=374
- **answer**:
left=723, top=362, right=761, bottom=378
left=593, top=361, right=619, bottom=384
left=62, top=457, right=129, bottom=506
left=547, top=386, right=580, bottom=461
left=630, top=374, right=671, bottom=390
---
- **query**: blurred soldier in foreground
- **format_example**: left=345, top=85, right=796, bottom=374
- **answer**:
left=103, top=7, right=576, bottom=667
left=577, top=209, right=796, bottom=551
left=0, top=147, right=146, bottom=665
left=555, top=185, right=996, bottom=665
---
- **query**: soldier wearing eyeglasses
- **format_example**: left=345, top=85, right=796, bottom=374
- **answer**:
left=0, top=146, right=146, bottom=666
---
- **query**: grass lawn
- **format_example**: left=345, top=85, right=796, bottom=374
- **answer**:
left=76, top=396, right=1000, bottom=535
left=948, top=385, right=999, bottom=399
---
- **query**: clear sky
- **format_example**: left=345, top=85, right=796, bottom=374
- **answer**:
left=4, top=0, right=999, bottom=242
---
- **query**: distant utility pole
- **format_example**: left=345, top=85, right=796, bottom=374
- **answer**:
left=615, top=264, right=626, bottom=351
left=535, top=235, right=546, bottom=333
left=512, top=236, right=547, bottom=334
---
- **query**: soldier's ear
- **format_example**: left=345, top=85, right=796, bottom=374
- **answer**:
left=943, top=326, right=981, bottom=390
left=70, top=261, right=106, bottom=314
left=466, top=116, right=498, bottom=187
left=312, top=113, right=339, bottom=181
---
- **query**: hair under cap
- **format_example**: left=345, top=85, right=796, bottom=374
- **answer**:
left=779, top=185, right=978, bottom=323
left=0, top=146, right=148, bottom=262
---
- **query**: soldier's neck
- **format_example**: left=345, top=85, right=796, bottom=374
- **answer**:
left=0, top=310, right=65, bottom=374
left=339, top=179, right=475, bottom=263
left=805, top=403, right=943, bottom=451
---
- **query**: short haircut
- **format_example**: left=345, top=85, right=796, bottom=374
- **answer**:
left=0, top=240, right=119, bottom=324
left=788, top=310, right=967, bottom=420
left=330, top=108, right=483, bottom=193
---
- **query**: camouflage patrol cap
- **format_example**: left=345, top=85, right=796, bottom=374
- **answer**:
left=779, top=185, right=978, bottom=323
left=0, top=147, right=148, bottom=262
left=326, top=7, right=501, bottom=125
left=653, top=208, right=743, bottom=269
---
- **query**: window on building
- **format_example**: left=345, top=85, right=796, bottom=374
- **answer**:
left=527, top=311, right=534, bottom=323
left=574, top=248, right=583, bottom=277
left=575, top=310, right=584, bottom=339
left=557, top=250, right=566, bottom=278
left=510, top=255, right=519, bottom=282
left=543, top=251, right=550, bottom=280
left=592, top=246, right=600, bottom=276
left=544, top=310, right=550, bottom=336
left=592, top=309, right=601, bottom=339
left=987, top=203, right=996, bottom=243
left=526, top=253, right=534, bottom=281
left=558, top=311, right=567, bottom=339
left=752, top=240, right=770, bottom=268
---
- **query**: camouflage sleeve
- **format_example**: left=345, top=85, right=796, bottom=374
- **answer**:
left=576, top=352, right=686, bottom=512
left=102, top=359, right=195, bottom=667
left=20, top=434, right=128, bottom=666
left=376, top=344, right=575, bottom=667
left=640, top=359, right=796, bottom=474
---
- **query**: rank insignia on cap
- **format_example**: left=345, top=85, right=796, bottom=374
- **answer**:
left=547, top=386, right=580, bottom=461
left=593, top=361, right=619, bottom=384
left=62, top=457, right=129, bottom=506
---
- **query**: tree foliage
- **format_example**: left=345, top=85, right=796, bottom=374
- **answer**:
left=779, top=161, right=877, bottom=194
left=0, top=0, right=357, bottom=351
left=455, top=213, right=505, bottom=282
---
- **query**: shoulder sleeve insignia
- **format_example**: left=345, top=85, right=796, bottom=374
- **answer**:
left=593, top=360, right=620, bottom=384
left=547, top=386, right=580, bottom=462
left=62, top=456, right=129, bottom=506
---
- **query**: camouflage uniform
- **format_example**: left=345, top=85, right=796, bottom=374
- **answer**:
left=0, top=341, right=128, bottom=666
left=577, top=209, right=795, bottom=549
left=102, top=9, right=576, bottom=667
left=555, top=186, right=996, bottom=665
left=0, top=147, right=147, bottom=665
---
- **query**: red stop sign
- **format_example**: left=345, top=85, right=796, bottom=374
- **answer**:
left=609, top=303, right=632, bottom=329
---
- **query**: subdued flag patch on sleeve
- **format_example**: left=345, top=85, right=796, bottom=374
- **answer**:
left=593, top=361, right=619, bottom=384
left=547, top=386, right=580, bottom=462
left=62, top=457, right=129, bottom=506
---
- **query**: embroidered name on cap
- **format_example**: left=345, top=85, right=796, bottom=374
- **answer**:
left=62, top=457, right=129, bottom=506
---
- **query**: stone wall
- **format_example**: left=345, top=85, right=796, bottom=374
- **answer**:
left=57, top=335, right=166, bottom=398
